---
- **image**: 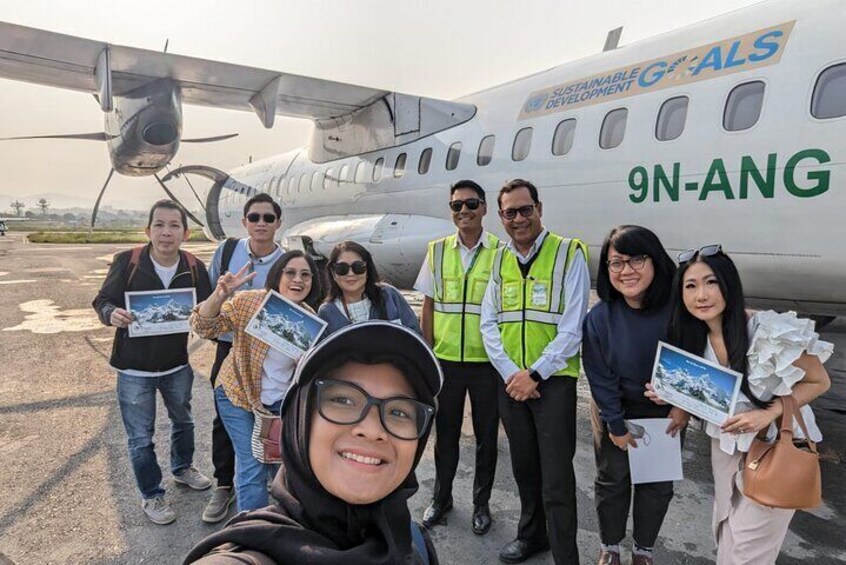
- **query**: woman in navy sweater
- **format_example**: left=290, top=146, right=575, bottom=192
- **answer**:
left=582, top=225, right=687, bottom=565
left=318, top=241, right=421, bottom=336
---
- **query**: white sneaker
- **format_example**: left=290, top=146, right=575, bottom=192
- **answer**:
left=173, top=466, right=212, bottom=491
left=142, top=496, right=176, bottom=525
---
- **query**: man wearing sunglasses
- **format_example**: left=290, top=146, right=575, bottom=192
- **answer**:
left=202, top=192, right=285, bottom=523
left=414, top=179, right=501, bottom=535
left=480, top=179, right=590, bottom=565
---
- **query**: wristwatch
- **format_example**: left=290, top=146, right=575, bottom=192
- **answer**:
left=529, top=370, right=542, bottom=382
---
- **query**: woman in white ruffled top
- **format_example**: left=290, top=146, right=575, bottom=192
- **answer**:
left=646, top=245, right=831, bottom=565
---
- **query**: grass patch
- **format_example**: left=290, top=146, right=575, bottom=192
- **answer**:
left=27, top=231, right=210, bottom=244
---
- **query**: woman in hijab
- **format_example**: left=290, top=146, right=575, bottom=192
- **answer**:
left=185, top=320, right=442, bottom=565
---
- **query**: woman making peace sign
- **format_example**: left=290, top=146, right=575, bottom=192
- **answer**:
left=191, top=250, right=322, bottom=512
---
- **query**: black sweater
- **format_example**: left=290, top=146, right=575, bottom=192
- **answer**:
left=582, top=299, right=672, bottom=436
left=92, top=244, right=212, bottom=373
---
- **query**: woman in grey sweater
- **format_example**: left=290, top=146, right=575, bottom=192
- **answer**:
left=318, top=241, right=421, bottom=336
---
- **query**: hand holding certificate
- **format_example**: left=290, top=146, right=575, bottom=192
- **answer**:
left=649, top=341, right=743, bottom=426
left=245, top=290, right=327, bottom=360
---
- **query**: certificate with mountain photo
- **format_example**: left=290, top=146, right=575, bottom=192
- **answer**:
left=125, top=288, right=196, bottom=338
left=245, top=290, right=327, bottom=360
left=650, top=341, right=743, bottom=426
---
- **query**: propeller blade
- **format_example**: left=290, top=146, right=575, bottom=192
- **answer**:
left=166, top=164, right=206, bottom=212
left=89, top=168, right=116, bottom=236
left=0, top=132, right=109, bottom=142
left=182, top=133, right=239, bottom=143
left=153, top=173, right=205, bottom=227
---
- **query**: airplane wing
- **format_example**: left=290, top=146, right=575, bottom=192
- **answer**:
left=0, top=20, right=474, bottom=138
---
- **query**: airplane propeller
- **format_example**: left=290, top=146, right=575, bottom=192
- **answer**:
left=0, top=132, right=237, bottom=143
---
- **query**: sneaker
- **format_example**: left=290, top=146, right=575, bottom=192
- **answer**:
left=173, top=466, right=212, bottom=491
left=142, top=496, right=176, bottom=525
left=202, top=486, right=235, bottom=523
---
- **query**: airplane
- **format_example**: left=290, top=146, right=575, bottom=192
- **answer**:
left=0, top=0, right=844, bottom=319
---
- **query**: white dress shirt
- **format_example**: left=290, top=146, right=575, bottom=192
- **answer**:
left=480, top=229, right=590, bottom=381
left=414, top=229, right=494, bottom=298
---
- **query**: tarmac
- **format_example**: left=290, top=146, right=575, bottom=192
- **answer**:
left=0, top=232, right=843, bottom=565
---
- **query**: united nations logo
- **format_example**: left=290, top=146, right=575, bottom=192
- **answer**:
left=524, top=94, right=547, bottom=113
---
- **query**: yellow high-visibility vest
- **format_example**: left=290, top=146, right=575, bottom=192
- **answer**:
left=491, top=232, right=587, bottom=377
left=429, top=232, right=501, bottom=362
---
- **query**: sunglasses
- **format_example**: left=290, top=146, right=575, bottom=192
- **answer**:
left=448, top=198, right=484, bottom=213
left=314, top=379, right=434, bottom=440
left=332, top=260, right=367, bottom=276
left=246, top=212, right=278, bottom=223
left=678, top=244, right=723, bottom=264
left=282, top=269, right=313, bottom=281
left=498, top=204, right=535, bottom=220
left=607, top=255, right=649, bottom=273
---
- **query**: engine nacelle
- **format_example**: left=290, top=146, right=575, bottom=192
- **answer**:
left=281, top=214, right=455, bottom=288
left=104, top=79, right=183, bottom=176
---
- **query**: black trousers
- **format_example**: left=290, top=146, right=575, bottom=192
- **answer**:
left=210, top=341, right=235, bottom=488
left=498, top=376, right=579, bottom=565
left=432, top=360, right=499, bottom=509
left=590, top=399, right=676, bottom=548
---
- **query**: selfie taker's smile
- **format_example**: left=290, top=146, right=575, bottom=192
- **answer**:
left=339, top=450, right=385, bottom=467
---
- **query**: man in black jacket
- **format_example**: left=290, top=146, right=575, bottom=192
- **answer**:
left=93, top=199, right=213, bottom=525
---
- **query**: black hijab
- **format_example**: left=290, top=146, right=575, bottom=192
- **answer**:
left=185, top=322, right=441, bottom=565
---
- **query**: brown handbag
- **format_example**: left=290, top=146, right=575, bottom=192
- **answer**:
left=742, top=395, right=821, bottom=509
left=251, top=409, right=283, bottom=464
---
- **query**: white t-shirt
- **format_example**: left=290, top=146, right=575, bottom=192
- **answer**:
left=151, top=256, right=179, bottom=288
left=260, top=347, right=297, bottom=406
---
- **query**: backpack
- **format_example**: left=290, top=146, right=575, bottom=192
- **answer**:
left=220, top=237, right=240, bottom=275
left=126, top=245, right=199, bottom=288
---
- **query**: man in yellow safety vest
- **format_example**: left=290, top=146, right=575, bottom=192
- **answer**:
left=415, top=180, right=501, bottom=535
left=480, top=179, right=590, bottom=565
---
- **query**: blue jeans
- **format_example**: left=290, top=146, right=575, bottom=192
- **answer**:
left=214, top=387, right=281, bottom=512
left=116, top=366, right=195, bottom=499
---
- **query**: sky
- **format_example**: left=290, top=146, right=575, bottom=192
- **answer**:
left=0, top=0, right=763, bottom=212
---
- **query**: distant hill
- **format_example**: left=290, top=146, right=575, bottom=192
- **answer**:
left=0, top=192, right=147, bottom=212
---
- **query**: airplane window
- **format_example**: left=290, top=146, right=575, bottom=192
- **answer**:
left=600, top=108, right=628, bottom=149
left=477, top=135, right=495, bottom=166
left=355, top=161, right=368, bottom=183
left=275, top=176, right=285, bottom=196
left=324, top=169, right=334, bottom=190
left=311, top=171, right=323, bottom=192
left=288, top=175, right=298, bottom=195
left=724, top=81, right=765, bottom=131
left=551, top=119, right=576, bottom=156
left=394, top=153, right=407, bottom=178
left=656, top=96, right=689, bottom=141
left=373, top=157, right=384, bottom=182
left=812, top=63, right=846, bottom=119
left=339, top=164, right=350, bottom=184
left=419, top=147, right=433, bottom=174
left=512, top=128, right=532, bottom=161
left=446, top=142, right=462, bottom=171
left=298, top=174, right=310, bottom=194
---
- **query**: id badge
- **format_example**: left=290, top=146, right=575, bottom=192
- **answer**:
left=531, top=281, right=549, bottom=308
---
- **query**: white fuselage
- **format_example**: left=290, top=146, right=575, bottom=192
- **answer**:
left=213, top=0, right=845, bottom=315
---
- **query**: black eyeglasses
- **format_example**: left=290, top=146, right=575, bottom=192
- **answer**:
left=332, top=260, right=367, bottom=276
left=607, top=255, right=649, bottom=273
left=678, top=244, right=722, bottom=264
left=314, top=379, right=434, bottom=440
left=448, top=198, right=484, bottom=213
left=246, top=212, right=278, bottom=223
left=498, top=204, right=535, bottom=220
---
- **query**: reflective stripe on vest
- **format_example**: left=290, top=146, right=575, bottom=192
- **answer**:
left=491, top=233, right=587, bottom=377
left=430, top=233, right=500, bottom=362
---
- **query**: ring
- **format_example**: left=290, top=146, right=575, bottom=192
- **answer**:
left=739, top=427, right=745, bottom=433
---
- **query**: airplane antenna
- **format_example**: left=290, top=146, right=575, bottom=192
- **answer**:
left=603, top=27, right=623, bottom=51
left=163, top=39, right=169, bottom=53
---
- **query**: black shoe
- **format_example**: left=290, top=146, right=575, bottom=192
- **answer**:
left=421, top=499, right=453, bottom=527
left=472, top=505, right=492, bottom=535
left=498, top=538, right=550, bottom=564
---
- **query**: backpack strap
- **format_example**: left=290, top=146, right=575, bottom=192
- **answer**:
left=220, top=237, right=240, bottom=274
left=410, top=521, right=430, bottom=565
left=125, top=245, right=146, bottom=288
left=181, top=250, right=200, bottom=286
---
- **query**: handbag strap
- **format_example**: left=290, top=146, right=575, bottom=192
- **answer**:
left=778, top=395, right=818, bottom=454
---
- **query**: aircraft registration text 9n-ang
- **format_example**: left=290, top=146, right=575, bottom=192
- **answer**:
left=0, top=0, right=843, bottom=316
